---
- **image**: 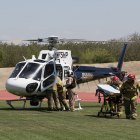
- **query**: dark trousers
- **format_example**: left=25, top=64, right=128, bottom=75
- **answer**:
left=123, top=99, right=137, bottom=118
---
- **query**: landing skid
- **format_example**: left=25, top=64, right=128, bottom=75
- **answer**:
left=6, top=98, right=42, bottom=109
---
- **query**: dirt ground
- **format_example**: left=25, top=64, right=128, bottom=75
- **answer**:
left=1, top=61, right=140, bottom=93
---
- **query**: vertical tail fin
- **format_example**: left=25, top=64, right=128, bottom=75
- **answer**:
left=117, top=43, right=128, bottom=71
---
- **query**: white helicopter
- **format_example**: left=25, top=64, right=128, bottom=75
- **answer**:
left=6, top=36, right=75, bottom=107
left=5, top=36, right=128, bottom=108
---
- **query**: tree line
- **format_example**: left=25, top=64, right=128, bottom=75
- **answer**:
left=0, top=33, right=140, bottom=68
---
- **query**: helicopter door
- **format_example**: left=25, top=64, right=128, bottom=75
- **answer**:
left=63, top=66, right=70, bottom=80
left=41, top=61, right=56, bottom=92
left=56, top=64, right=63, bottom=80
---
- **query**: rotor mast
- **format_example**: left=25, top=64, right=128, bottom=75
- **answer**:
left=47, top=36, right=59, bottom=51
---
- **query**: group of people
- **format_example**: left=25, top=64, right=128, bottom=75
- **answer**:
left=107, top=73, right=140, bottom=120
left=46, top=70, right=76, bottom=112
left=45, top=68, right=140, bottom=119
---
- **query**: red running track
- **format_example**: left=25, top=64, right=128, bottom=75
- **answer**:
left=0, top=90, right=140, bottom=103
left=0, top=90, right=98, bottom=102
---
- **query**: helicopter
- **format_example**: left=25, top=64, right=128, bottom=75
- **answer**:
left=5, top=36, right=128, bottom=108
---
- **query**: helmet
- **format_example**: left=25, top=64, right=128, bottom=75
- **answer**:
left=127, top=73, right=135, bottom=80
left=67, top=70, right=73, bottom=76
left=112, top=76, right=119, bottom=81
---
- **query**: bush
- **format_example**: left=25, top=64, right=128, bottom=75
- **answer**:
left=0, top=41, right=140, bottom=67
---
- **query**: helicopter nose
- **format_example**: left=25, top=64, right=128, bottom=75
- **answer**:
left=6, top=78, right=39, bottom=96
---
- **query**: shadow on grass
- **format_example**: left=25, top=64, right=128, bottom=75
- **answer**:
left=85, top=114, right=126, bottom=119
left=0, top=107, right=54, bottom=113
left=80, top=105, right=101, bottom=108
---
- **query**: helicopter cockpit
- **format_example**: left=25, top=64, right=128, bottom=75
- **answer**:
left=6, top=59, right=56, bottom=96
left=10, top=62, right=40, bottom=79
left=9, top=60, right=55, bottom=78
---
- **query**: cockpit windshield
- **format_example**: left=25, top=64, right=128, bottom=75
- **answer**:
left=19, top=63, right=40, bottom=79
left=33, top=69, right=42, bottom=81
left=10, top=62, right=26, bottom=78
left=44, top=63, right=54, bottom=78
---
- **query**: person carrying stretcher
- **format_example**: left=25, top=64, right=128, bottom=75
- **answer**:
left=106, top=76, right=123, bottom=116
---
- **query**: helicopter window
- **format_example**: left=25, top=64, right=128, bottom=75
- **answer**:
left=56, top=65, right=63, bottom=80
left=19, top=63, right=40, bottom=79
left=42, top=54, right=47, bottom=59
left=64, top=66, right=70, bottom=77
left=34, top=59, right=46, bottom=63
left=10, top=62, right=26, bottom=78
left=33, top=69, right=42, bottom=81
left=43, top=75, right=55, bottom=88
left=44, top=64, right=54, bottom=78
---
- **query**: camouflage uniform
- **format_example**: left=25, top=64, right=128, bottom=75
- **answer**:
left=120, top=81, right=140, bottom=119
left=56, top=76, right=69, bottom=111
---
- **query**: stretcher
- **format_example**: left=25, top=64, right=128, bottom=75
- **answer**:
left=96, top=84, right=121, bottom=118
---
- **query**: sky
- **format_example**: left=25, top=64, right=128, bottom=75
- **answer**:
left=0, top=0, right=140, bottom=41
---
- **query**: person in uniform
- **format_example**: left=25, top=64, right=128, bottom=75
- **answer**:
left=46, top=84, right=60, bottom=111
left=120, top=73, right=140, bottom=119
left=65, top=70, right=77, bottom=112
left=56, top=76, right=69, bottom=111
left=106, top=76, right=123, bottom=116
left=107, top=76, right=122, bottom=90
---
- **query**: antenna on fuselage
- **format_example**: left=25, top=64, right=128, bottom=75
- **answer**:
left=23, top=56, right=26, bottom=61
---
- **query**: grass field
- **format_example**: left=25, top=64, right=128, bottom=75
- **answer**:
left=0, top=101, right=140, bottom=140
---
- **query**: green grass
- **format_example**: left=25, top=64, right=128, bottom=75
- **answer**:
left=0, top=101, right=140, bottom=140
